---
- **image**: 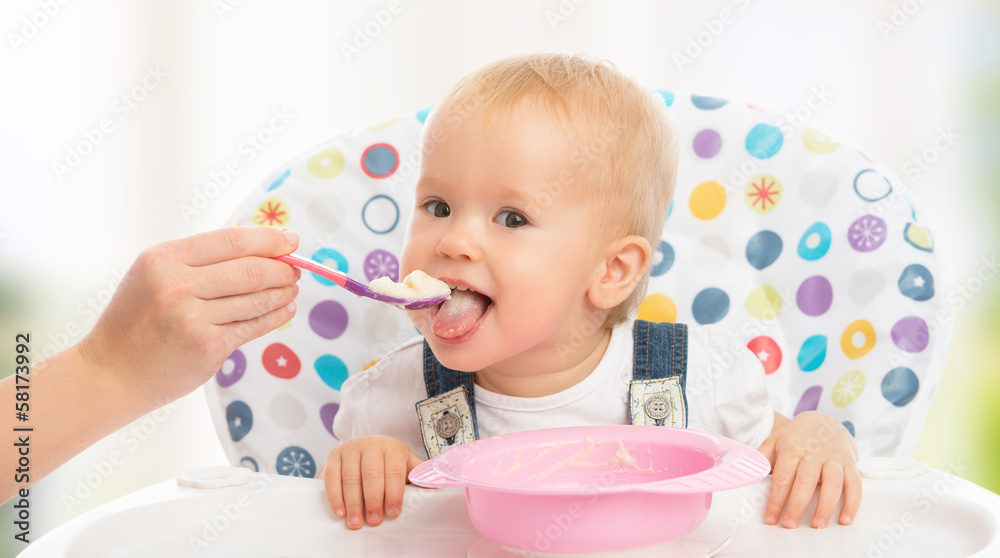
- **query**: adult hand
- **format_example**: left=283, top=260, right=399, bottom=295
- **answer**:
left=79, top=226, right=302, bottom=406
left=2, top=226, right=302, bottom=505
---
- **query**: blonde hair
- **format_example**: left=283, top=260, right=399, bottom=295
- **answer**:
left=429, top=52, right=679, bottom=327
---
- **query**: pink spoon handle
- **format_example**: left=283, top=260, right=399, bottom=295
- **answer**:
left=273, top=253, right=447, bottom=310
left=275, top=253, right=347, bottom=287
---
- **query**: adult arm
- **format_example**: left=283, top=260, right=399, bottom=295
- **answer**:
left=1, top=227, right=301, bottom=504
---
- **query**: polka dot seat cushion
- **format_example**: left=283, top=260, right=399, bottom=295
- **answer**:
left=204, top=92, right=949, bottom=477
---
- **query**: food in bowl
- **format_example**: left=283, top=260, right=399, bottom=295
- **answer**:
left=408, top=425, right=770, bottom=553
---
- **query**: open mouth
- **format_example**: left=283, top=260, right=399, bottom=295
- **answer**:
left=430, top=282, right=494, bottom=341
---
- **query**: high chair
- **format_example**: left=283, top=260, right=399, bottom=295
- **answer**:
left=26, top=90, right=1000, bottom=558
left=203, top=89, right=950, bottom=476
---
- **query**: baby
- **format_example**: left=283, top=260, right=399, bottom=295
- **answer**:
left=323, top=53, right=860, bottom=532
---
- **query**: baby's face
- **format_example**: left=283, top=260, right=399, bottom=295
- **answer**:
left=402, top=101, right=610, bottom=373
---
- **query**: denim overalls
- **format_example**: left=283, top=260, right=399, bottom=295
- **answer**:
left=414, top=320, right=689, bottom=459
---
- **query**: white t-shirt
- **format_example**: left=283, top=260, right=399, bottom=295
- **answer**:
left=333, top=319, right=774, bottom=459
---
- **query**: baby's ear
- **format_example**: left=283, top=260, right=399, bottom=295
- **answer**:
left=587, top=235, right=651, bottom=309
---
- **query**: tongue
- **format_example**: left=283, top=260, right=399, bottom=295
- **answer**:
left=432, top=289, right=490, bottom=339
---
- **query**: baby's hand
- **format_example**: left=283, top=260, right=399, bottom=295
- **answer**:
left=78, top=226, right=301, bottom=406
left=756, top=411, right=861, bottom=529
left=323, top=435, right=423, bottom=529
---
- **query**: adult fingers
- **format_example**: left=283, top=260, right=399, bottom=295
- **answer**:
left=840, top=464, right=863, bottom=525
left=170, top=226, right=299, bottom=267
left=218, top=299, right=297, bottom=350
left=339, top=445, right=366, bottom=530
left=764, top=455, right=798, bottom=525
left=205, top=285, right=299, bottom=325
left=812, top=462, right=844, bottom=528
left=323, top=451, right=346, bottom=519
left=192, top=256, right=300, bottom=299
left=780, top=461, right=822, bottom=529
left=360, top=448, right=387, bottom=526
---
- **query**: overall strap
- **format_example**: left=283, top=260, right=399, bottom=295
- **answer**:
left=629, top=320, right=689, bottom=427
left=415, top=340, right=480, bottom=458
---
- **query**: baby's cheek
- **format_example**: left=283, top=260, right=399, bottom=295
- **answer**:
left=398, top=225, right=423, bottom=275
left=398, top=252, right=415, bottom=277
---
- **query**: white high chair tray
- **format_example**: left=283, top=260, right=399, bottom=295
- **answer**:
left=22, top=466, right=1000, bottom=557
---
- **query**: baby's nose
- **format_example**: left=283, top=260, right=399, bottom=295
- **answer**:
left=436, top=221, right=482, bottom=261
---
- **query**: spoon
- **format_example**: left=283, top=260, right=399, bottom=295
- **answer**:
left=274, top=253, right=448, bottom=310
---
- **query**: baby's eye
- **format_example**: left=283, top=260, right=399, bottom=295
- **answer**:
left=495, top=210, right=528, bottom=229
left=425, top=201, right=451, bottom=218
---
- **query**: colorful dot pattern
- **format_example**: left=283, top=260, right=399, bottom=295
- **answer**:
left=205, top=113, right=421, bottom=476
left=204, top=90, right=950, bottom=472
left=647, top=92, right=947, bottom=458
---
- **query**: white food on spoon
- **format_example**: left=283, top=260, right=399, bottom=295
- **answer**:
left=368, top=270, right=452, bottom=300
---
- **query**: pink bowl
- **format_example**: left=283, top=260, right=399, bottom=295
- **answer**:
left=408, top=425, right=770, bottom=553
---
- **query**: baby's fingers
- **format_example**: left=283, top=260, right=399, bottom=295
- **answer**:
left=383, top=446, right=424, bottom=519
left=338, top=447, right=367, bottom=530
left=360, top=449, right=387, bottom=526
left=323, top=451, right=346, bottom=519
left=840, top=464, right=863, bottom=525
left=811, top=462, right=844, bottom=528
left=781, top=462, right=822, bottom=528
left=382, top=446, right=410, bottom=519
left=764, top=456, right=798, bottom=525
